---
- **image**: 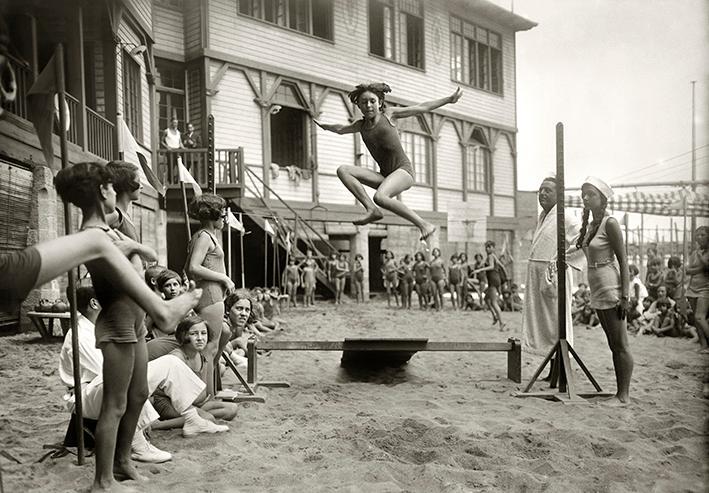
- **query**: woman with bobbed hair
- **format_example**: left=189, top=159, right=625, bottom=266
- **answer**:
left=54, top=162, right=201, bottom=490
left=313, top=82, right=462, bottom=242
left=185, top=193, right=235, bottom=394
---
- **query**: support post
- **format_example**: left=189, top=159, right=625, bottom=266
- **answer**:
left=507, top=338, right=521, bottom=383
left=247, top=339, right=257, bottom=384
left=239, top=212, right=245, bottom=288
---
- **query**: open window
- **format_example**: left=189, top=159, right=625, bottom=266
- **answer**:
left=270, top=82, right=309, bottom=169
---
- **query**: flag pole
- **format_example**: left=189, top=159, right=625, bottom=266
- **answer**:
left=264, top=224, right=268, bottom=286
left=181, top=180, right=191, bottom=242
left=239, top=212, right=245, bottom=288
left=227, top=207, right=233, bottom=279
left=56, top=44, right=85, bottom=465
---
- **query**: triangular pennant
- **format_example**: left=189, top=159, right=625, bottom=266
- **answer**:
left=263, top=219, right=275, bottom=236
left=177, top=157, right=202, bottom=196
left=118, top=117, right=165, bottom=195
left=27, top=51, right=59, bottom=167
left=227, top=210, right=244, bottom=232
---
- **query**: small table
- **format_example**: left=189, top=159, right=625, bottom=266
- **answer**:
left=26, top=311, right=71, bottom=340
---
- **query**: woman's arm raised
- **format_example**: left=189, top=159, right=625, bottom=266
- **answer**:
left=390, top=87, right=462, bottom=119
left=313, top=118, right=362, bottom=135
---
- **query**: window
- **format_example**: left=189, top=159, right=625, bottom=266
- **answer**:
left=466, top=144, right=489, bottom=193
left=369, top=0, right=424, bottom=69
left=271, top=106, right=307, bottom=168
left=450, top=16, right=503, bottom=94
left=122, top=53, right=142, bottom=139
left=238, top=0, right=333, bottom=41
left=155, top=59, right=186, bottom=135
left=401, top=132, right=430, bottom=184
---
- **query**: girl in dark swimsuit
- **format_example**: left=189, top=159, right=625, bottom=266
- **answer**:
left=352, top=254, right=365, bottom=303
left=382, top=250, right=400, bottom=308
left=471, top=241, right=507, bottom=331
left=429, top=248, right=446, bottom=311
left=448, top=253, right=461, bottom=310
left=314, top=83, right=462, bottom=242
left=413, top=251, right=430, bottom=310
left=54, top=162, right=200, bottom=491
left=398, top=253, right=414, bottom=310
left=334, top=253, right=349, bottom=305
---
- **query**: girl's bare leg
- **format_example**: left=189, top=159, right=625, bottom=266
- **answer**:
left=689, top=298, right=709, bottom=348
left=33, top=231, right=201, bottom=332
left=336, top=165, right=384, bottom=225
left=93, top=342, right=135, bottom=491
left=597, top=308, right=634, bottom=403
left=197, top=302, right=227, bottom=396
left=373, top=170, right=436, bottom=239
left=113, top=339, right=149, bottom=482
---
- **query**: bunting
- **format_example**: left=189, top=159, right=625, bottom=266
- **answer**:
left=177, top=156, right=202, bottom=196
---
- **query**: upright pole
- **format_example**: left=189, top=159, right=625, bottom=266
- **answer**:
left=691, top=81, right=697, bottom=232
left=272, top=228, right=277, bottom=286
left=264, top=226, right=268, bottom=286
left=57, top=44, right=85, bottom=465
left=180, top=181, right=191, bottom=242
left=239, top=212, right=245, bottom=288
left=555, top=122, right=567, bottom=341
left=624, top=213, right=629, bottom=260
left=639, top=214, right=645, bottom=279
left=226, top=207, right=233, bottom=279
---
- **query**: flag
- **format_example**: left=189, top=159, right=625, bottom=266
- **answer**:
left=177, top=156, right=202, bottom=196
left=227, top=210, right=244, bottom=233
left=118, top=117, right=165, bottom=195
left=263, top=219, right=275, bottom=236
left=27, top=50, right=59, bottom=167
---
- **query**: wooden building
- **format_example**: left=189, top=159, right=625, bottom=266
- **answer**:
left=0, top=0, right=536, bottom=329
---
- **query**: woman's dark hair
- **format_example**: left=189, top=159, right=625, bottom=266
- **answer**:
left=432, top=247, right=441, bottom=256
left=629, top=264, right=639, bottom=277
left=175, top=315, right=208, bottom=345
left=414, top=251, right=424, bottom=261
left=696, top=225, right=709, bottom=237
left=224, top=289, right=255, bottom=325
left=106, top=160, right=140, bottom=194
left=156, top=269, right=182, bottom=290
left=188, top=193, right=226, bottom=221
left=54, top=162, right=113, bottom=213
left=474, top=253, right=483, bottom=261
left=348, top=82, right=391, bottom=110
left=484, top=240, right=495, bottom=248
left=355, top=253, right=364, bottom=260
left=667, top=256, right=681, bottom=269
left=403, top=254, right=412, bottom=263
left=450, top=253, right=458, bottom=261
left=459, top=252, right=468, bottom=262
left=144, top=264, right=167, bottom=286
left=576, top=191, right=608, bottom=250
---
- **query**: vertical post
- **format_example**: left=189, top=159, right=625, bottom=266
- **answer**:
left=239, top=212, right=246, bottom=288
left=56, top=44, right=85, bottom=465
left=639, top=214, right=645, bottom=279
left=272, top=226, right=277, bottom=287
left=507, top=338, right=522, bottom=384
left=207, top=114, right=215, bottom=194
left=555, top=122, right=567, bottom=394
left=264, top=226, right=268, bottom=286
left=247, top=339, right=257, bottom=384
left=227, top=207, right=232, bottom=279
left=181, top=182, right=191, bottom=243
left=690, top=81, right=697, bottom=233
left=624, top=213, right=629, bottom=262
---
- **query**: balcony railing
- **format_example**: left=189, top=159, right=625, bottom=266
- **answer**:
left=86, top=107, right=115, bottom=160
left=5, top=54, right=31, bottom=120
left=63, top=93, right=81, bottom=146
left=157, top=147, right=244, bottom=190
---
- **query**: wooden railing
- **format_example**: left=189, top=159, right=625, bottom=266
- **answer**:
left=63, top=93, right=81, bottom=147
left=157, top=147, right=244, bottom=189
left=86, top=107, right=115, bottom=160
left=4, top=54, right=31, bottom=120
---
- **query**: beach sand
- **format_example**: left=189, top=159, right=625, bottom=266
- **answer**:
left=1, top=300, right=707, bottom=492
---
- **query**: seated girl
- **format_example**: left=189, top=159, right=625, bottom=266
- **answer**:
left=224, top=291, right=257, bottom=368
left=152, top=316, right=238, bottom=429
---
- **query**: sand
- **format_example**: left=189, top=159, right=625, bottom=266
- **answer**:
left=0, top=301, right=707, bottom=492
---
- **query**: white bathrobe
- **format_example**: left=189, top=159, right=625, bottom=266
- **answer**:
left=522, top=205, right=585, bottom=355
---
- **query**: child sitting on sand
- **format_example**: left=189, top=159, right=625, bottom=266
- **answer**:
left=573, top=304, right=600, bottom=330
left=663, top=256, right=682, bottom=300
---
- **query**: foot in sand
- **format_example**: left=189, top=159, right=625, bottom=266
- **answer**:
left=602, top=396, right=629, bottom=407
left=419, top=224, right=437, bottom=242
left=113, top=461, right=147, bottom=482
left=91, top=480, right=138, bottom=492
left=353, top=209, right=383, bottom=226
left=155, top=281, right=202, bottom=332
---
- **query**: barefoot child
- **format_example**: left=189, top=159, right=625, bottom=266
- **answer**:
left=54, top=162, right=201, bottom=491
left=334, top=252, right=349, bottom=305
left=300, top=249, right=318, bottom=307
left=382, top=250, right=400, bottom=307
left=352, top=254, right=365, bottom=303
left=413, top=251, right=430, bottom=310
left=283, top=257, right=302, bottom=308
left=314, top=83, right=462, bottom=241
left=448, top=253, right=461, bottom=310
left=398, top=253, right=414, bottom=309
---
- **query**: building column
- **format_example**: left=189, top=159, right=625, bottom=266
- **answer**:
left=350, top=226, right=369, bottom=300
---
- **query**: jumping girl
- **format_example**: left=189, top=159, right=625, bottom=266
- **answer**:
left=54, top=162, right=200, bottom=491
left=314, top=83, right=462, bottom=241
left=352, top=253, right=365, bottom=303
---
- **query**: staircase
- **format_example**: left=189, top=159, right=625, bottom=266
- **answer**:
left=236, top=167, right=343, bottom=298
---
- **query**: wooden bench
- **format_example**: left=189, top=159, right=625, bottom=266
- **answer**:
left=246, top=337, right=522, bottom=387
left=26, top=311, right=70, bottom=340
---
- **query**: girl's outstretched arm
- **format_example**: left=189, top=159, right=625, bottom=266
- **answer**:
left=313, top=118, right=362, bottom=135
left=390, top=87, right=462, bottom=119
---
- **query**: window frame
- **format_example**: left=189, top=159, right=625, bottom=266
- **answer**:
left=368, top=0, right=425, bottom=71
left=449, top=15, right=504, bottom=96
left=237, top=0, right=335, bottom=42
left=465, top=143, right=490, bottom=193
left=122, top=51, right=143, bottom=141
left=401, top=130, right=432, bottom=186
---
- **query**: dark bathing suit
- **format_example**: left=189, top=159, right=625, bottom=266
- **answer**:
left=359, top=114, right=416, bottom=180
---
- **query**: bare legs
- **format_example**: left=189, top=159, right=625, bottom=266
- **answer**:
left=33, top=230, right=201, bottom=331
left=197, top=302, right=230, bottom=396
left=597, top=308, right=633, bottom=403
left=688, top=297, right=709, bottom=349
left=336, top=166, right=435, bottom=238
left=486, top=287, right=505, bottom=330
left=433, top=279, right=445, bottom=310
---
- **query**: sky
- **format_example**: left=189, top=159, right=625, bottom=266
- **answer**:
left=508, top=0, right=708, bottom=192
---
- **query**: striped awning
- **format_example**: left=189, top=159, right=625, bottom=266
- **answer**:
left=564, top=189, right=709, bottom=217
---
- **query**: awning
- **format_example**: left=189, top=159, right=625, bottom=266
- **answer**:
left=565, top=189, right=709, bottom=217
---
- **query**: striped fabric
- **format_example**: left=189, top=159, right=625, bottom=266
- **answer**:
left=564, top=189, right=709, bottom=217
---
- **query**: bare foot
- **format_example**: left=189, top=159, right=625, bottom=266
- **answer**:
left=353, top=209, right=383, bottom=225
left=155, top=281, right=202, bottom=332
left=113, top=461, right=147, bottom=482
left=419, top=224, right=437, bottom=242
left=602, top=396, right=629, bottom=407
